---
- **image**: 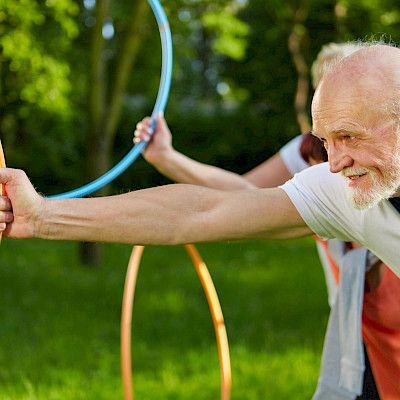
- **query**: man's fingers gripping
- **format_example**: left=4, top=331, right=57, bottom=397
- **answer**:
left=0, top=196, right=12, bottom=211
left=0, top=168, right=27, bottom=186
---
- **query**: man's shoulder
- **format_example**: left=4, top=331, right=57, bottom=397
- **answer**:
left=280, top=162, right=354, bottom=241
left=294, top=161, right=332, bottom=177
left=292, top=162, right=345, bottom=192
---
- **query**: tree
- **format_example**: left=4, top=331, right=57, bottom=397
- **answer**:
left=79, top=0, right=150, bottom=265
left=0, top=0, right=80, bottom=186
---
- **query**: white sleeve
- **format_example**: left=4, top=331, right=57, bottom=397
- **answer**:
left=279, top=135, right=309, bottom=175
left=279, top=163, right=366, bottom=242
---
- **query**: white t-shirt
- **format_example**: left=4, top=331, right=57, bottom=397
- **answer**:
left=280, top=162, right=400, bottom=275
left=279, top=135, right=309, bottom=176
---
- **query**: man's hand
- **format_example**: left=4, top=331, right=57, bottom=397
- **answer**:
left=134, top=113, right=173, bottom=166
left=0, top=168, right=44, bottom=239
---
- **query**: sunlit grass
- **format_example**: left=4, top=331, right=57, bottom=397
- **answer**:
left=0, top=238, right=329, bottom=399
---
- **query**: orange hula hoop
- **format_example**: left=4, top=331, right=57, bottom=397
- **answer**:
left=0, top=141, right=6, bottom=243
left=121, top=244, right=231, bottom=400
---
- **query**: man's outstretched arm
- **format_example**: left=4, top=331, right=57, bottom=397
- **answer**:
left=0, top=168, right=312, bottom=244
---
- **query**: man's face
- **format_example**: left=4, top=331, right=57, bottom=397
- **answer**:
left=311, top=74, right=400, bottom=209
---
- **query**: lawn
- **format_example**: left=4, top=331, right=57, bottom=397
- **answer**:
left=0, top=238, right=329, bottom=399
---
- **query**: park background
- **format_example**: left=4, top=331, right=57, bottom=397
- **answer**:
left=0, top=0, right=399, bottom=398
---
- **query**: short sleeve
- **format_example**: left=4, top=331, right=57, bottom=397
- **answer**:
left=280, top=163, right=366, bottom=242
left=279, top=135, right=309, bottom=175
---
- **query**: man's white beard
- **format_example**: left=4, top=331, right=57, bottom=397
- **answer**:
left=344, top=148, right=400, bottom=210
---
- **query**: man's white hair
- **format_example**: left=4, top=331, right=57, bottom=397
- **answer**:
left=311, top=42, right=365, bottom=88
left=312, top=40, right=400, bottom=122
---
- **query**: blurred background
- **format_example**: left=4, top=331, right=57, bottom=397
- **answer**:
left=0, top=0, right=399, bottom=398
left=2, top=0, right=399, bottom=195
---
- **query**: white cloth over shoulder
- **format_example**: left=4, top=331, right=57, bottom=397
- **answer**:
left=280, top=162, right=400, bottom=275
left=313, top=247, right=369, bottom=400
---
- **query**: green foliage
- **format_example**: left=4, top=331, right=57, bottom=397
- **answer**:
left=46, top=0, right=80, bottom=39
left=202, top=11, right=249, bottom=60
left=1, top=0, right=400, bottom=193
left=0, top=0, right=79, bottom=114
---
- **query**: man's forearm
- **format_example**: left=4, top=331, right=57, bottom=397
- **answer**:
left=37, top=185, right=205, bottom=244
left=153, top=149, right=256, bottom=190
left=36, top=185, right=311, bottom=244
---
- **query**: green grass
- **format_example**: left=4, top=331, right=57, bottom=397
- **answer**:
left=0, top=238, right=329, bottom=399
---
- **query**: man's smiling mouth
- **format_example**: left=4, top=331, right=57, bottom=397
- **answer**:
left=347, top=173, right=367, bottom=180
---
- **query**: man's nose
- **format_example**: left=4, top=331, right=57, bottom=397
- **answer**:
left=328, top=145, right=353, bottom=173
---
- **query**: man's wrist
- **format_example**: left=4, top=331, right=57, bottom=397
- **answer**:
left=33, top=197, right=50, bottom=239
left=152, top=148, right=178, bottom=170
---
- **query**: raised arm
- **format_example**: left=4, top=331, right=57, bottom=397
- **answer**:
left=243, top=154, right=293, bottom=187
left=135, top=114, right=293, bottom=190
left=0, top=168, right=311, bottom=244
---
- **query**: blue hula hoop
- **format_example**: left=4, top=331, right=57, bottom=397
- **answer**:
left=49, top=0, right=173, bottom=199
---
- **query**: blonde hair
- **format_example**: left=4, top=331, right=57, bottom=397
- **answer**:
left=315, top=41, right=400, bottom=119
left=311, top=42, right=365, bottom=88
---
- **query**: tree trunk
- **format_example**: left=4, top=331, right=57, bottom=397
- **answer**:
left=80, top=0, right=109, bottom=267
left=103, top=0, right=149, bottom=145
left=334, top=1, right=348, bottom=41
left=288, top=5, right=311, bottom=133
left=81, top=0, right=149, bottom=266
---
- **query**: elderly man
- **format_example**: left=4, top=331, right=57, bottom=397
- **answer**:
left=0, top=45, right=399, bottom=273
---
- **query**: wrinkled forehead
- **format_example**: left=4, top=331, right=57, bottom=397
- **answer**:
left=311, top=70, right=394, bottom=136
